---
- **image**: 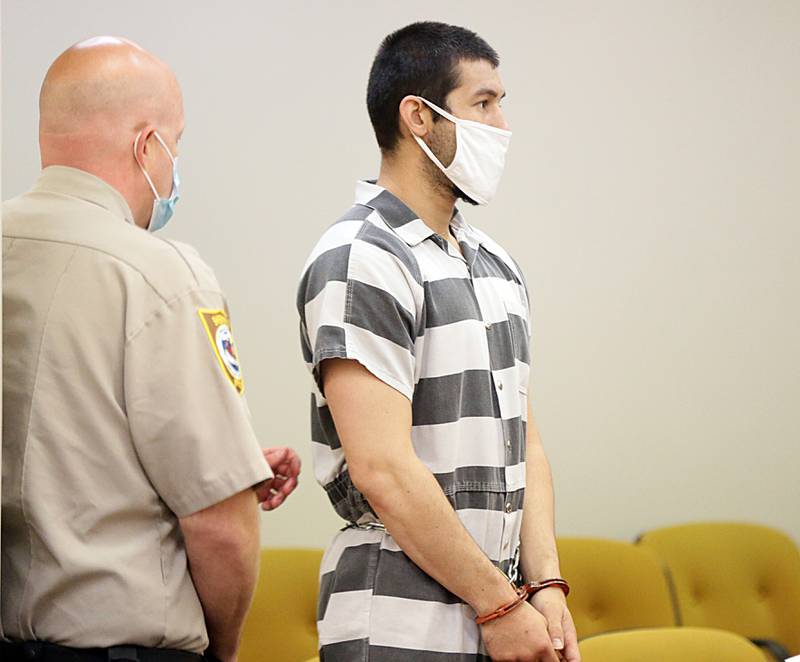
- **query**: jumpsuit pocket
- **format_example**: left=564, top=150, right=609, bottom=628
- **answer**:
left=503, top=297, right=530, bottom=367
left=502, top=298, right=530, bottom=421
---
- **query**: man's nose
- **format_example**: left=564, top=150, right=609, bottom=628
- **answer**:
left=493, top=109, right=510, bottom=132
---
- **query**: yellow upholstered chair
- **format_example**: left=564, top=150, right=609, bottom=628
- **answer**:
left=580, top=626, right=766, bottom=662
left=638, top=522, right=800, bottom=659
left=556, top=537, right=676, bottom=639
left=239, top=548, right=323, bottom=662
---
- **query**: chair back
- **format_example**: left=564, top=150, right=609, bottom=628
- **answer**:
left=557, top=537, right=677, bottom=639
left=638, top=522, right=800, bottom=654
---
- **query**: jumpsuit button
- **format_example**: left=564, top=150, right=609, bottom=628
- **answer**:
left=505, top=502, right=513, bottom=513
left=497, top=381, right=504, bottom=390
left=506, top=439, right=512, bottom=449
left=485, top=322, right=492, bottom=331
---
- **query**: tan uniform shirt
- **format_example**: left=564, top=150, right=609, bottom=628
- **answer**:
left=1, top=166, right=271, bottom=652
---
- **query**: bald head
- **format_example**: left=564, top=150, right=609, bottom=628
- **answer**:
left=39, top=37, right=185, bottom=229
left=40, top=36, right=181, bottom=134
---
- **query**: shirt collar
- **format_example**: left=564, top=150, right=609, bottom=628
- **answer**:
left=450, top=208, right=482, bottom=251
left=355, top=180, right=482, bottom=249
left=32, top=166, right=136, bottom=224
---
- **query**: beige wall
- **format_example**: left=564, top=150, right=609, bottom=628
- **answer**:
left=3, top=0, right=798, bottom=549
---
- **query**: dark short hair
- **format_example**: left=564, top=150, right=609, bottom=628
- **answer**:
left=367, top=21, right=499, bottom=153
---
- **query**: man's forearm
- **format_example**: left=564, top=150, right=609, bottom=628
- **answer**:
left=181, top=489, right=261, bottom=662
left=358, top=456, right=518, bottom=615
left=519, top=408, right=561, bottom=582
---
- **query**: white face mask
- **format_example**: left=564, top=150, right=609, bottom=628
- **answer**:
left=413, top=96, right=512, bottom=206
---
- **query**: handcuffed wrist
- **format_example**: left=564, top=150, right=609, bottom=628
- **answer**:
left=475, top=578, right=570, bottom=625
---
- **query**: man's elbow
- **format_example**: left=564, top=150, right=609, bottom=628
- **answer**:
left=348, top=457, right=410, bottom=511
left=180, top=491, right=261, bottom=560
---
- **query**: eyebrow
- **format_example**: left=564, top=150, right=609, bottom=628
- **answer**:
left=473, top=87, right=507, bottom=100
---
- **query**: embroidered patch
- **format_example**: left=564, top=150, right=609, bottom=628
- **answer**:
left=198, top=308, right=244, bottom=393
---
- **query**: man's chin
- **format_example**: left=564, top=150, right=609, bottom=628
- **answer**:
left=453, top=184, right=479, bottom=206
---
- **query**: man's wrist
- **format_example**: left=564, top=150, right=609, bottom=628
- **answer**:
left=528, top=582, right=570, bottom=611
left=519, top=552, right=561, bottom=584
left=469, top=570, right=520, bottom=616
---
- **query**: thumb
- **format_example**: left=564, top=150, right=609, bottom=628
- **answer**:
left=545, top=610, right=565, bottom=651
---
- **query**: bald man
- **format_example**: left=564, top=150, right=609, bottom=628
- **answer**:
left=1, top=38, right=300, bottom=662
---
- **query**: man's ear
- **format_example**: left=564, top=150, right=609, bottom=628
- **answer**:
left=133, top=126, right=157, bottom=166
left=398, top=95, right=433, bottom=141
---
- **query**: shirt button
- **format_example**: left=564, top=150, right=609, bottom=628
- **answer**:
left=485, top=322, right=492, bottom=330
left=506, top=439, right=512, bottom=449
left=505, top=502, right=513, bottom=513
left=497, top=381, right=504, bottom=391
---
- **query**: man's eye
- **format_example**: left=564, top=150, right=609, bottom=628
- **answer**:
left=478, top=100, right=488, bottom=109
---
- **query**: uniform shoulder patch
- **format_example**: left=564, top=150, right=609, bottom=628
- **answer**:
left=198, top=308, right=244, bottom=393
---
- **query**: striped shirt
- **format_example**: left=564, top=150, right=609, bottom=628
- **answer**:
left=297, top=181, right=531, bottom=661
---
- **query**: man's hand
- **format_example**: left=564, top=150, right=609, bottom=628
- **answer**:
left=530, top=588, right=580, bottom=662
left=254, top=447, right=301, bottom=510
left=480, top=601, right=561, bottom=661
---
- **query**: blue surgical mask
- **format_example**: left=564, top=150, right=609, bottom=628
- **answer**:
left=134, top=130, right=180, bottom=232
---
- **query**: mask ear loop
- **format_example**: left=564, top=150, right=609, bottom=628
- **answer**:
left=413, top=136, right=451, bottom=175
left=151, top=131, right=177, bottom=167
left=152, top=131, right=180, bottom=203
left=417, top=96, right=512, bottom=136
left=411, top=97, right=464, bottom=181
left=416, top=96, right=460, bottom=124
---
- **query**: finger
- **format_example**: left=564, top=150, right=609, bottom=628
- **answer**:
left=253, top=479, right=275, bottom=503
left=269, top=475, right=288, bottom=491
left=260, top=490, right=281, bottom=510
left=542, top=643, right=561, bottom=662
left=287, top=451, right=302, bottom=476
left=255, top=476, right=290, bottom=503
left=265, top=448, right=301, bottom=479
left=277, top=463, right=300, bottom=478
left=265, top=477, right=295, bottom=502
left=273, top=463, right=292, bottom=479
left=561, top=612, right=581, bottom=662
left=542, top=606, right=565, bottom=651
left=275, top=455, right=300, bottom=479
left=277, top=476, right=298, bottom=497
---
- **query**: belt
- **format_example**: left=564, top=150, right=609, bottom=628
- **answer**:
left=0, top=641, right=208, bottom=662
left=342, top=520, right=386, bottom=532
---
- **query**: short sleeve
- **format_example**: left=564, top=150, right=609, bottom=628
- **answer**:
left=508, top=255, right=532, bottom=340
left=125, top=289, right=271, bottom=517
left=520, top=272, right=532, bottom=341
left=297, top=224, right=422, bottom=400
